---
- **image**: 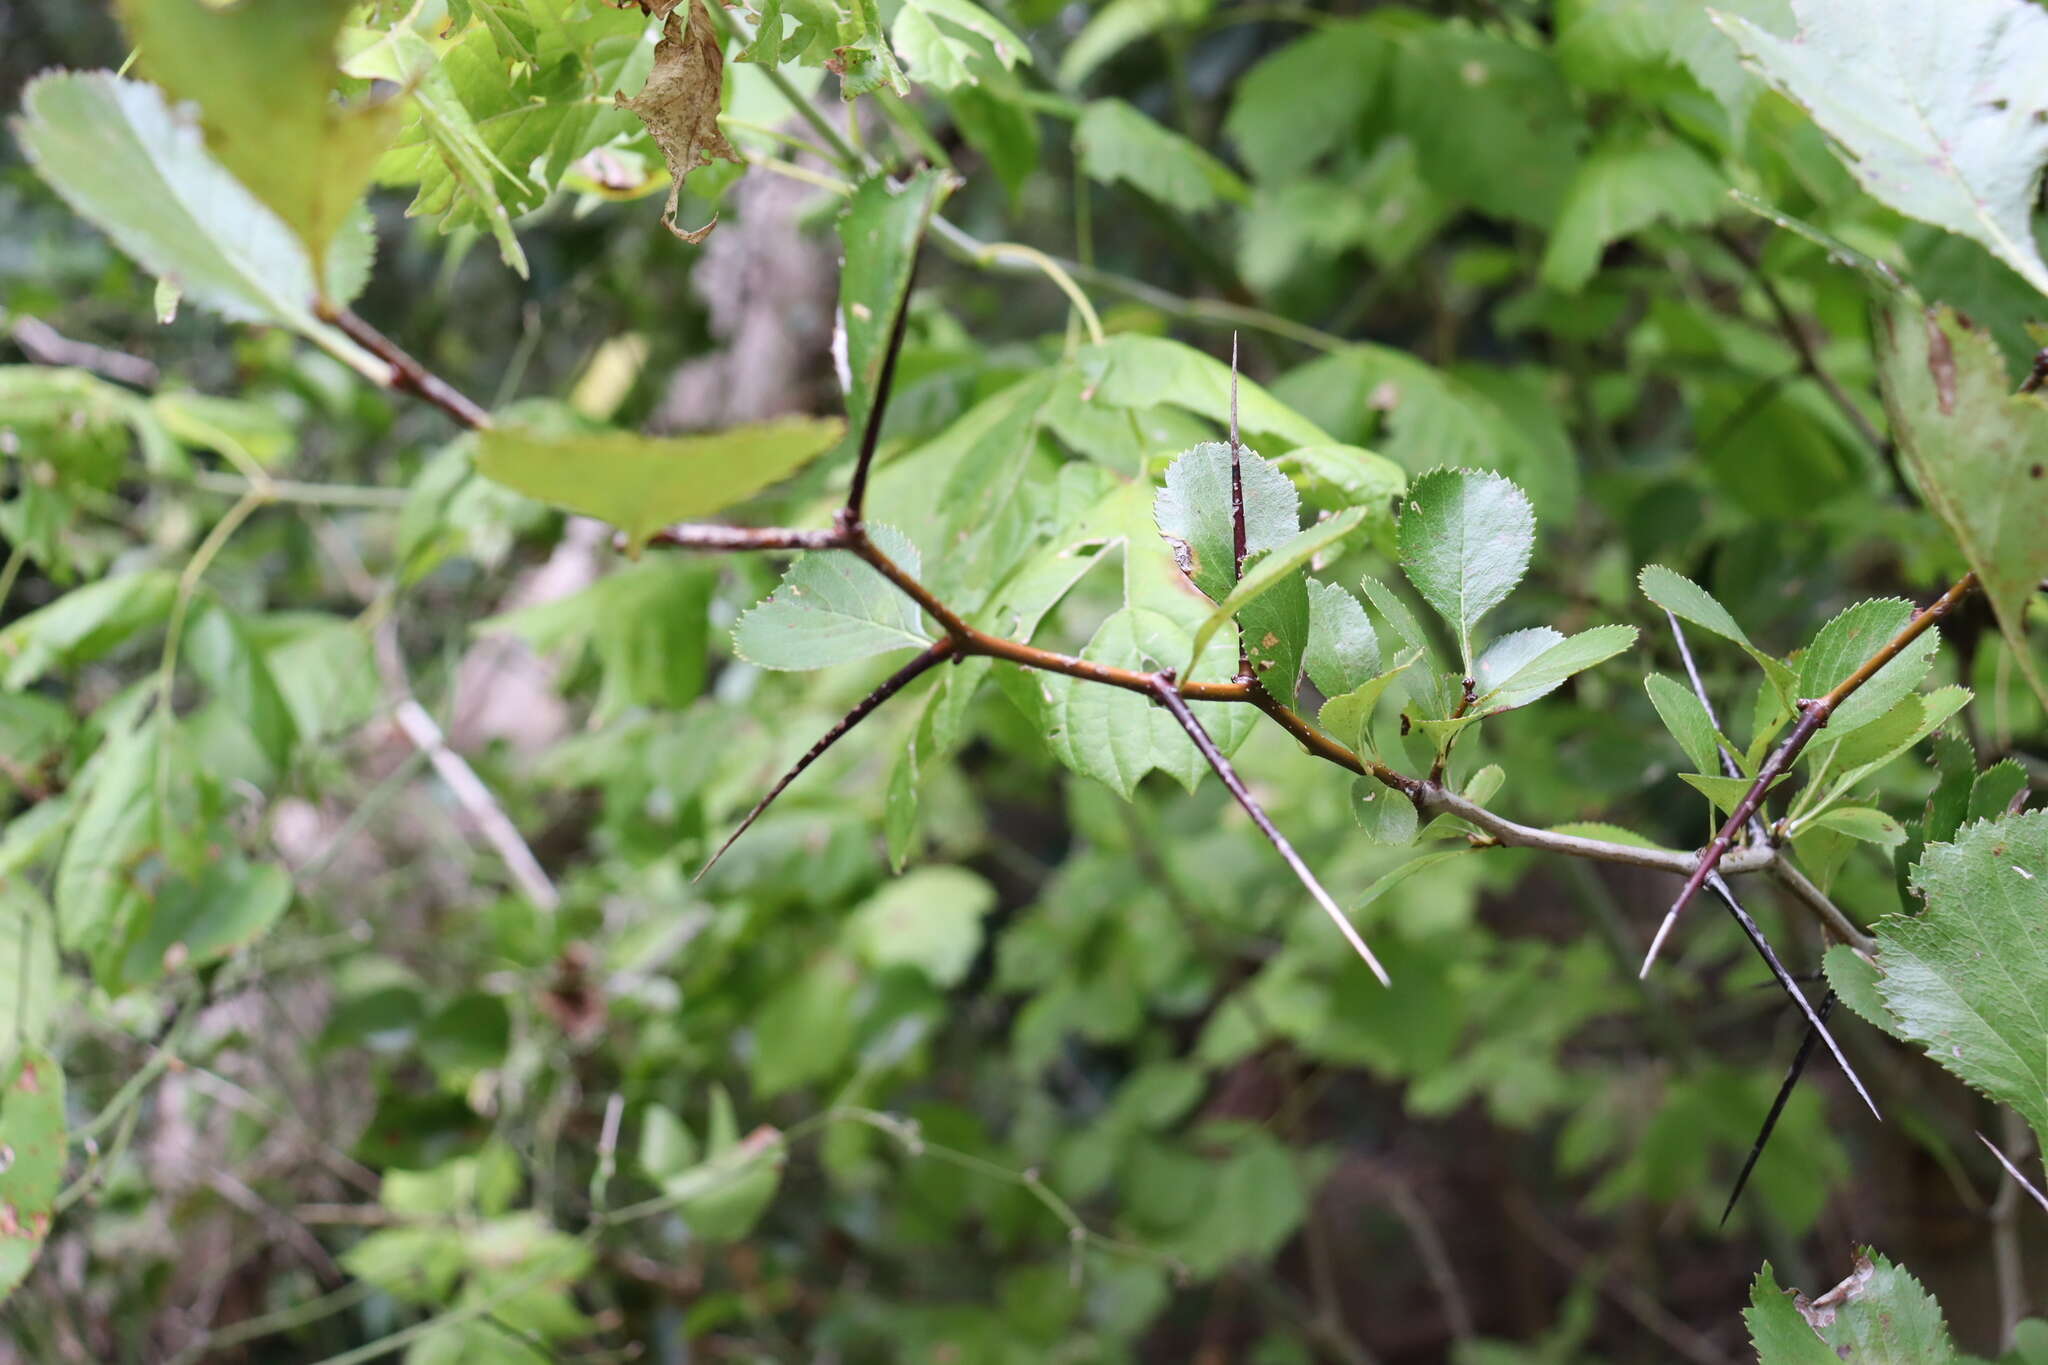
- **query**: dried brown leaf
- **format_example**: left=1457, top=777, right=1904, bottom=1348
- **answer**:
left=616, top=0, right=741, bottom=244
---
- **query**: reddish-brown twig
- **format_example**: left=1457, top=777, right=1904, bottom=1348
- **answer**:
left=326, top=308, right=493, bottom=431
left=1641, top=572, right=1978, bottom=976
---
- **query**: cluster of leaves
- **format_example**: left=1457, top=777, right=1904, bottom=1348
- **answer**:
left=0, top=0, right=2047, bottom=1359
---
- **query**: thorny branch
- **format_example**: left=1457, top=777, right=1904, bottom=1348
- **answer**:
left=339, top=240, right=1957, bottom=990
left=1641, top=571, right=1978, bottom=975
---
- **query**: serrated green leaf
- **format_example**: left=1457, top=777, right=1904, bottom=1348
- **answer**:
left=1746, top=1252, right=1957, bottom=1365
left=1396, top=468, right=1535, bottom=668
left=1638, top=563, right=1800, bottom=706
left=843, top=866, right=996, bottom=987
left=1076, top=99, right=1247, bottom=215
left=1645, top=672, right=1725, bottom=776
left=1883, top=810, right=2048, bottom=1144
left=474, top=415, right=845, bottom=552
left=1969, top=760, right=2030, bottom=824
left=117, top=0, right=401, bottom=284
left=731, top=524, right=931, bottom=671
left=1303, top=579, right=1380, bottom=698
left=1540, top=131, right=1726, bottom=292
left=11, top=74, right=379, bottom=372
left=1040, top=605, right=1255, bottom=798
left=1186, top=509, right=1365, bottom=681
left=1350, top=777, right=1418, bottom=846
left=0, top=1050, right=66, bottom=1301
left=1805, top=686, right=1970, bottom=814
left=1080, top=336, right=1332, bottom=451
left=1795, top=598, right=1941, bottom=737
left=839, top=169, right=949, bottom=438
left=1823, top=943, right=1900, bottom=1038
left=1877, top=299, right=2048, bottom=709
left=1153, top=442, right=1300, bottom=604
left=1317, top=651, right=1417, bottom=756
left=1721, top=0, right=2048, bottom=297
left=1276, top=445, right=1407, bottom=520
left=1479, top=624, right=1637, bottom=713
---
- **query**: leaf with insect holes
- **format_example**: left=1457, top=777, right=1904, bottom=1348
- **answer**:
left=1154, top=442, right=1301, bottom=603
left=1477, top=624, right=1637, bottom=713
left=1794, top=598, right=1941, bottom=736
left=1877, top=298, right=2048, bottom=708
left=1746, top=1252, right=1958, bottom=1365
left=1185, top=508, right=1366, bottom=682
left=1880, top=809, right=2048, bottom=1146
left=732, top=525, right=932, bottom=670
left=1720, top=0, right=2048, bottom=297
left=1638, top=564, right=1799, bottom=707
left=1303, top=579, right=1380, bottom=698
left=474, top=416, right=845, bottom=553
left=1396, top=468, right=1534, bottom=668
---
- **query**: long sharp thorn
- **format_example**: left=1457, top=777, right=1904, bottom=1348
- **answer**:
left=1979, top=1132, right=2048, bottom=1214
left=1721, top=994, right=1831, bottom=1226
left=1707, top=873, right=1879, bottom=1120
left=696, top=640, right=952, bottom=880
left=1228, top=333, right=1246, bottom=580
left=1151, top=676, right=1390, bottom=985
left=843, top=237, right=924, bottom=523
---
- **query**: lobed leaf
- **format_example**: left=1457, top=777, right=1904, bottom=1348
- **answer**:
left=1876, top=299, right=2048, bottom=708
left=1881, top=809, right=2048, bottom=1145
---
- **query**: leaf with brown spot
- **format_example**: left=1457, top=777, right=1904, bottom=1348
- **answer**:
left=1878, top=298, right=2048, bottom=706
left=616, top=0, right=742, bottom=244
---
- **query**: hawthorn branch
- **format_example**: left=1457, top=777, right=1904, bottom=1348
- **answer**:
left=1641, top=572, right=1977, bottom=975
left=325, top=308, right=493, bottom=431
left=1149, top=672, right=1391, bottom=986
